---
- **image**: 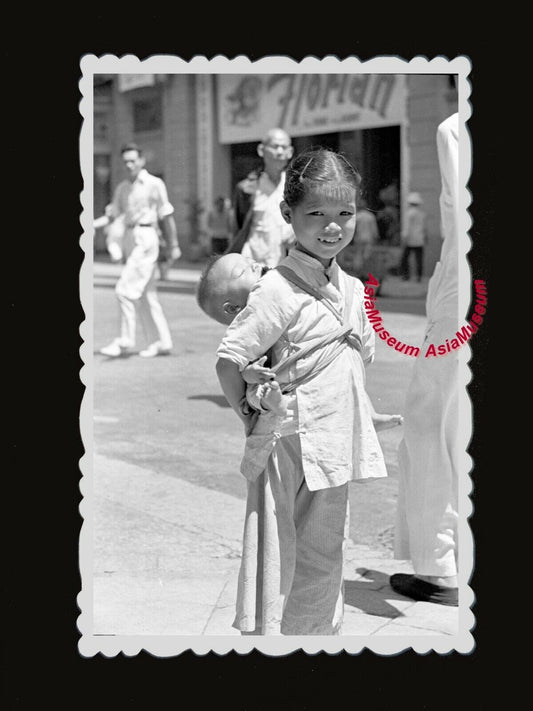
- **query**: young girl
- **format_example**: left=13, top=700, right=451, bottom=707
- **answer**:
left=216, top=148, right=389, bottom=635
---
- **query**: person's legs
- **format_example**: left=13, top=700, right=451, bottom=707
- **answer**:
left=399, top=246, right=411, bottom=280
left=102, top=233, right=156, bottom=355
left=99, top=268, right=137, bottom=355
left=393, top=318, right=459, bottom=597
left=117, top=292, right=137, bottom=348
left=137, top=282, right=173, bottom=351
left=233, top=434, right=348, bottom=635
left=281, top=476, right=348, bottom=636
left=414, top=247, right=424, bottom=281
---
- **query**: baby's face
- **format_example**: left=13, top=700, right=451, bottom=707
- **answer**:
left=215, top=253, right=264, bottom=320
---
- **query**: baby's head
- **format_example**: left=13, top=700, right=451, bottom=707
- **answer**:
left=196, top=253, right=266, bottom=325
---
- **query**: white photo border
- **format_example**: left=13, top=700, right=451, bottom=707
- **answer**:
left=78, top=53, right=475, bottom=657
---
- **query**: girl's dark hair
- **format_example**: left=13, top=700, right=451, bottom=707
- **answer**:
left=283, top=147, right=362, bottom=207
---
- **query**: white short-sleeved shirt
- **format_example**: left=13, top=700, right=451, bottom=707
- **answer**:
left=402, top=206, right=426, bottom=247
left=110, top=169, right=174, bottom=228
left=217, top=248, right=388, bottom=490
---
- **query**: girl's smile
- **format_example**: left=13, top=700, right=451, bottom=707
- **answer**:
left=281, top=192, right=357, bottom=266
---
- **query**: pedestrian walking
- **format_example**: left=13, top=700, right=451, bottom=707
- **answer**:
left=97, top=143, right=181, bottom=358
left=215, top=148, right=389, bottom=635
left=399, top=192, right=427, bottom=282
left=390, top=114, right=461, bottom=606
left=227, top=128, right=295, bottom=267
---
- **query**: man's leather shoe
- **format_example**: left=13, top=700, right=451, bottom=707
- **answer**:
left=389, top=573, right=458, bottom=606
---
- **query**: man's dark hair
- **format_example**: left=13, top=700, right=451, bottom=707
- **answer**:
left=120, top=142, right=143, bottom=156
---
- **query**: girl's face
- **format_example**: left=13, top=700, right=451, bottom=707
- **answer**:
left=281, top=190, right=357, bottom=267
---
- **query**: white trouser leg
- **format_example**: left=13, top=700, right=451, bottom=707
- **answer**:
left=138, top=283, right=173, bottom=349
left=394, top=318, right=459, bottom=577
left=233, top=434, right=347, bottom=635
left=116, top=291, right=136, bottom=348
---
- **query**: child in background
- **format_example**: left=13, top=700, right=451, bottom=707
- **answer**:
left=214, top=148, right=394, bottom=635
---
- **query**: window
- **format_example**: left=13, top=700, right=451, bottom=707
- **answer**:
left=133, top=94, right=163, bottom=132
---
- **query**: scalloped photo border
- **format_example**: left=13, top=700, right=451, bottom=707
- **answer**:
left=78, top=53, right=475, bottom=658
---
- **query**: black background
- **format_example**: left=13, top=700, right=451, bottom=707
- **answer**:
left=6, top=26, right=493, bottom=710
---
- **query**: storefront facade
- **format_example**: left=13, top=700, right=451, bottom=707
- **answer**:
left=93, top=72, right=457, bottom=273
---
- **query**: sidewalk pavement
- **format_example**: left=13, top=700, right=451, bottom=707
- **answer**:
left=90, top=452, right=459, bottom=638
left=88, top=255, right=459, bottom=641
left=90, top=255, right=431, bottom=301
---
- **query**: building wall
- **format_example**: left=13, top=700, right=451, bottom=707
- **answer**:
left=162, top=74, right=197, bottom=255
left=211, top=77, right=232, bottom=209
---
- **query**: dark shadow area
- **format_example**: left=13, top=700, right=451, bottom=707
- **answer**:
left=187, top=394, right=231, bottom=408
left=344, top=568, right=412, bottom=618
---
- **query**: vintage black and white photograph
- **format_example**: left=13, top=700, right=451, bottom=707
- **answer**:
left=77, top=54, right=477, bottom=657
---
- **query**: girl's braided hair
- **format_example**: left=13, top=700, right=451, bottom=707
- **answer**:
left=283, top=147, right=362, bottom=207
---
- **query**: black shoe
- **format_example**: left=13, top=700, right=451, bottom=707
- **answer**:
left=389, top=573, right=458, bottom=606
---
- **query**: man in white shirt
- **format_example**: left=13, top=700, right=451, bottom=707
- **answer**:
left=230, top=128, right=295, bottom=267
left=97, top=143, right=181, bottom=358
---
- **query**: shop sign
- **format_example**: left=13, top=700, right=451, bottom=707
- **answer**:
left=217, top=74, right=406, bottom=144
left=118, top=74, right=155, bottom=92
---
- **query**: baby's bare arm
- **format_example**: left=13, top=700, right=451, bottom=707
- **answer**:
left=216, top=357, right=255, bottom=433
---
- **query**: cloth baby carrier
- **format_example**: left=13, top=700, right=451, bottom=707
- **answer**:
left=244, top=264, right=363, bottom=435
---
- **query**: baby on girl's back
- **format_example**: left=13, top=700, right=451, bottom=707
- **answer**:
left=197, top=251, right=402, bottom=432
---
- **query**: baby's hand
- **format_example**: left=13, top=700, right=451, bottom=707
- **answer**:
left=242, top=356, right=276, bottom=384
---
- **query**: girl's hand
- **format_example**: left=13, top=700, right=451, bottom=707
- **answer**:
left=242, top=356, right=276, bottom=384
